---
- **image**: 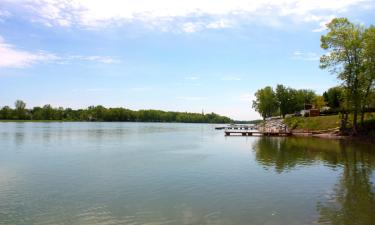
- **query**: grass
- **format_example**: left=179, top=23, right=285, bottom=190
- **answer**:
left=284, top=113, right=375, bottom=131
left=284, top=115, right=340, bottom=131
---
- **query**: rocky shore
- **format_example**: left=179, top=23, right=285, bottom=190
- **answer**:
left=256, top=118, right=345, bottom=140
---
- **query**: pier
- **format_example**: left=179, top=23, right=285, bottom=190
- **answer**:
left=224, top=130, right=292, bottom=136
left=220, top=124, right=291, bottom=136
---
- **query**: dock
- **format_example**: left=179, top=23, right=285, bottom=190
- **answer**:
left=221, top=124, right=291, bottom=136
left=224, top=130, right=291, bottom=136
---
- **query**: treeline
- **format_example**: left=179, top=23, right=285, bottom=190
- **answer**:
left=253, top=18, right=375, bottom=134
left=252, top=86, right=317, bottom=119
left=253, top=84, right=375, bottom=119
left=0, top=100, right=232, bottom=124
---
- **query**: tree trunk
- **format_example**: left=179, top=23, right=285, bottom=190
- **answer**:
left=340, top=111, right=348, bottom=133
left=360, top=109, right=365, bottom=127
left=353, top=110, right=358, bottom=135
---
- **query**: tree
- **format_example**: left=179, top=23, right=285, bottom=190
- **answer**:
left=0, top=106, right=13, bottom=119
left=323, top=86, right=344, bottom=109
left=42, top=104, right=54, bottom=120
left=276, top=84, right=290, bottom=118
left=361, top=26, right=375, bottom=125
left=320, top=18, right=364, bottom=134
left=0, top=101, right=233, bottom=123
left=314, top=95, right=327, bottom=110
left=252, top=86, right=278, bottom=120
left=14, top=100, right=27, bottom=119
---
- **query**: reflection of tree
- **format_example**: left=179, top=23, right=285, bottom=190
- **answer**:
left=317, top=143, right=375, bottom=225
left=252, top=137, right=340, bottom=173
left=253, top=138, right=375, bottom=224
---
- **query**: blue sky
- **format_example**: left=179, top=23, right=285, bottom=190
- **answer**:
left=0, top=0, right=374, bottom=120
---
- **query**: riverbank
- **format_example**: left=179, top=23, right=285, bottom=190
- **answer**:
left=258, top=114, right=375, bottom=142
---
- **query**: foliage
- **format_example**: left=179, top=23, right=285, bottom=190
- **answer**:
left=313, top=95, right=327, bottom=110
left=0, top=101, right=232, bottom=124
left=253, top=84, right=316, bottom=119
left=252, top=86, right=278, bottom=119
left=320, top=17, right=375, bottom=134
left=275, top=84, right=290, bottom=118
left=323, top=86, right=344, bottom=109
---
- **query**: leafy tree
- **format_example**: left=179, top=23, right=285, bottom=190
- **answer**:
left=252, top=86, right=278, bottom=120
left=361, top=26, right=375, bottom=124
left=0, top=106, right=13, bottom=119
left=314, top=95, right=327, bottom=110
left=276, top=84, right=290, bottom=118
left=323, top=86, right=344, bottom=109
left=14, top=100, right=27, bottom=119
left=320, top=18, right=365, bottom=134
left=42, top=104, right=54, bottom=120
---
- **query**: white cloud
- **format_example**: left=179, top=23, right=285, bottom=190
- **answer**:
left=206, top=19, right=232, bottom=29
left=3, top=0, right=372, bottom=32
left=0, top=9, right=11, bottom=18
left=292, top=51, right=320, bottom=61
left=0, top=36, right=120, bottom=68
left=182, top=22, right=203, bottom=33
left=312, top=15, right=336, bottom=32
left=0, top=36, right=57, bottom=68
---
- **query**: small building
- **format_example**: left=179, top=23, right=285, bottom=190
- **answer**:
left=300, top=108, right=320, bottom=117
left=309, top=109, right=320, bottom=117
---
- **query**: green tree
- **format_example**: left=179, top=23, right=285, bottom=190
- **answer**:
left=323, top=86, right=344, bottom=109
left=0, top=106, right=13, bottom=119
left=252, top=86, right=278, bottom=120
left=276, top=84, right=290, bottom=118
left=320, top=18, right=364, bottom=134
left=361, top=26, right=375, bottom=125
left=314, top=95, right=327, bottom=110
left=14, top=100, right=27, bottom=119
left=42, top=104, right=54, bottom=120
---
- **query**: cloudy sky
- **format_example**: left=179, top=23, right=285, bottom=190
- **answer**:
left=0, top=0, right=374, bottom=120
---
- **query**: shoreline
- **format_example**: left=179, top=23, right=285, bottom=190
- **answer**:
left=258, top=118, right=375, bottom=143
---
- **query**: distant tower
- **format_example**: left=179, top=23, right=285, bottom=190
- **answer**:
left=202, top=109, right=204, bottom=115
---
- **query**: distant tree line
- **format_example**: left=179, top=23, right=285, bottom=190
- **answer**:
left=252, top=18, right=375, bottom=135
left=0, top=100, right=232, bottom=124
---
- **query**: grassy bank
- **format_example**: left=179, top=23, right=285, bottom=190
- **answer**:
left=284, top=113, right=375, bottom=131
left=284, top=115, right=340, bottom=131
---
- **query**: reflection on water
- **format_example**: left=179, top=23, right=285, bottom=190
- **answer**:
left=0, top=123, right=374, bottom=225
left=253, top=137, right=375, bottom=225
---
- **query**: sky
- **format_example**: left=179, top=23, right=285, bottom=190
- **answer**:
left=0, top=0, right=375, bottom=120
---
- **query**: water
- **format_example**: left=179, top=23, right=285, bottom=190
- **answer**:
left=0, top=122, right=374, bottom=225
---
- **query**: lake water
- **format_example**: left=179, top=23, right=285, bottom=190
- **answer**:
left=0, top=122, right=374, bottom=225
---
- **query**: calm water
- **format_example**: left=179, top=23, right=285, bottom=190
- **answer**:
left=0, top=122, right=374, bottom=225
